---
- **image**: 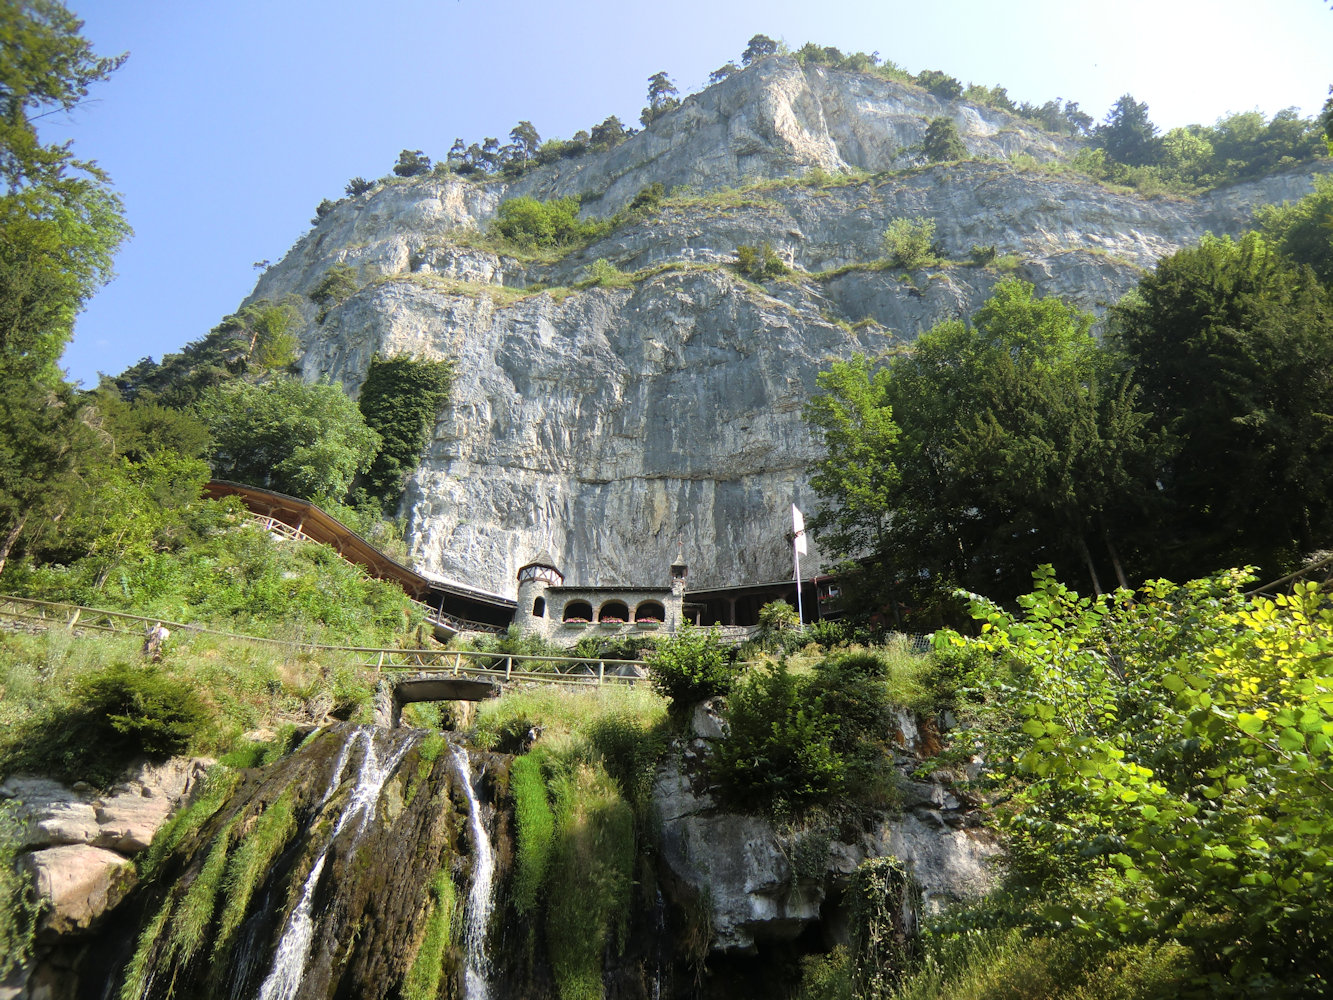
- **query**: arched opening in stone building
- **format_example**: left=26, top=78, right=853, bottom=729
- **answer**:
left=563, top=600, right=593, bottom=622
left=598, top=600, right=630, bottom=622
left=634, top=600, right=665, bottom=622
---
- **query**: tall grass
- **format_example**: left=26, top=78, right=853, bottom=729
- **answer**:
left=403, top=869, right=457, bottom=1000
left=472, top=684, right=667, bottom=757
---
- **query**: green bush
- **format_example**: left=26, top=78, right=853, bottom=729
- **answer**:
left=883, top=218, right=938, bottom=268
left=356, top=354, right=454, bottom=510
left=710, top=662, right=844, bottom=814
left=735, top=241, right=789, bottom=280
left=586, top=258, right=630, bottom=288
left=585, top=712, right=668, bottom=812
left=491, top=195, right=606, bottom=249
left=14, top=661, right=216, bottom=785
left=756, top=599, right=802, bottom=652
left=308, top=262, right=360, bottom=320
left=646, top=624, right=737, bottom=712
left=0, top=803, right=35, bottom=979
left=969, top=244, right=997, bottom=265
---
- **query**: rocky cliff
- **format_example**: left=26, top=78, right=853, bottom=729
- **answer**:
left=246, top=56, right=1330, bottom=598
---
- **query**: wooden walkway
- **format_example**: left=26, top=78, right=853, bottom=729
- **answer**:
left=0, top=594, right=648, bottom=688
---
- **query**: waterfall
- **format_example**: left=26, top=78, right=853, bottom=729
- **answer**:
left=452, top=744, right=496, bottom=1000
left=256, top=728, right=416, bottom=1000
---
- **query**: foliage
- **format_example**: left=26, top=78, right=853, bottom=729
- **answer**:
left=545, top=762, right=636, bottom=1000
left=922, top=116, right=966, bottom=162
left=1110, top=232, right=1333, bottom=579
left=710, top=662, right=844, bottom=814
left=392, top=149, right=431, bottom=177
left=213, top=787, right=296, bottom=958
left=355, top=354, right=454, bottom=510
left=403, top=869, right=456, bottom=1000
left=585, top=258, right=629, bottom=288
left=1096, top=94, right=1160, bottom=167
left=491, top=195, right=607, bottom=249
left=197, top=375, right=381, bottom=501
left=755, top=599, right=801, bottom=651
left=344, top=176, right=372, bottom=196
left=308, top=262, right=359, bottom=319
left=734, top=241, right=788, bottom=280
left=640, top=71, right=679, bottom=127
left=511, top=752, right=555, bottom=915
left=585, top=712, right=668, bottom=813
left=849, top=857, right=917, bottom=999
left=806, top=281, right=1163, bottom=616
left=646, top=624, right=737, bottom=711
left=741, top=34, right=778, bottom=65
left=915, top=70, right=963, bottom=101
left=0, top=802, right=36, bottom=979
left=949, top=568, right=1333, bottom=994
left=110, top=298, right=301, bottom=405
left=8, top=660, right=213, bottom=784
left=1255, top=171, right=1333, bottom=284
left=882, top=217, right=937, bottom=268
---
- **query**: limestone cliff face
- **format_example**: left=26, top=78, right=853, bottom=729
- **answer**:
left=246, top=57, right=1330, bottom=598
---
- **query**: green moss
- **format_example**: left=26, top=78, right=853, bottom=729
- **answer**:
left=545, top=763, right=635, bottom=1000
left=402, top=868, right=457, bottom=1000
left=139, top=766, right=240, bottom=879
left=164, top=813, right=239, bottom=964
left=510, top=752, right=554, bottom=915
left=213, top=789, right=298, bottom=959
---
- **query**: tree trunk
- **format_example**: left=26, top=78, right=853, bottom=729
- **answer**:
left=1077, top=534, right=1104, bottom=596
left=1100, top=517, right=1130, bottom=590
left=0, top=512, right=28, bottom=578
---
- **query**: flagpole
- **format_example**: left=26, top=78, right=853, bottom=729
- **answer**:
left=792, top=503, right=806, bottom=626
left=794, top=545, right=804, bottom=626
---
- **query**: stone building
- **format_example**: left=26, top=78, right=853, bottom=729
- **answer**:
left=511, top=552, right=689, bottom=646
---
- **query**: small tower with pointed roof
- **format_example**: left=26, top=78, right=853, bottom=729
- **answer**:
left=514, top=550, right=564, bottom=633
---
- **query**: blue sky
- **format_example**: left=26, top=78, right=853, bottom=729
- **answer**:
left=47, top=0, right=1333, bottom=387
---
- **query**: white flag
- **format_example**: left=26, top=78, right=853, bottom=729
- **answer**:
left=792, top=504, right=807, bottom=556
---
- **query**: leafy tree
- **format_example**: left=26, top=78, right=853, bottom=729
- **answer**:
left=640, top=71, right=679, bottom=127
left=1322, top=85, right=1333, bottom=151
left=950, top=570, right=1333, bottom=994
left=922, top=116, right=966, bottom=162
left=589, top=115, right=628, bottom=151
left=807, top=282, right=1161, bottom=615
left=1097, top=94, right=1161, bottom=166
left=507, top=120, right=541, bottom=165
left=355, top=355, right=454, bottom=510
left=881, top=216, right=937, bottom=267
left=310, top=198, right=336, bottom=225
left=914, top=69, right=963, bottom=101
left=392, top=148, right=431, bottom=177
left=344, top=177, right=372, bottom=196
left=646, top=624, right=736, bottom=712
left=196, top=376, right=381, bottom=501
left=708, top=62, right=739, bottom=84
left=1110, top=232, right=1333, bottom=578
left=1254, top=171, right=1333, bottom=284
left=741, top=34, right=778, bottom=66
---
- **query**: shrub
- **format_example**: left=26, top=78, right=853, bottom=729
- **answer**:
left=393, top=149, right=431, bottom=177
left=16, top=661, right=216, bottom=785
left=756, top=599, right=802, bottom=651
left=647, top=624, right=737, bottom=712
left=308, top=262, right=360, bottom=315
left=627, top=182, right=665, bottom=214
left=0, top=803, right=35, bottom=980
left=915, top=69, right=963, bottom=100
left=345, top=177, right=373, bottom=196
left=356, top=354, right=455, bottom=511
left=923, top=116, right=966, bottom=162
left=969, top=244, right=997, bottom=265
left=587, top=258, right=629, bottom=288
left=882, top=218, right=937, bottom=268
left=586, top=713, right=668, bottom=812
left=491, top=195, right=603, bottom=249
left=311, top=198, right=336, bottom=225
left=710, top=662, right=844, bottom=814
left=735, top=241, right=788, bottom=280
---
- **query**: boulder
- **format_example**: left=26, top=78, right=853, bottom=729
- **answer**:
left=20, top=845, right=134, bottom=935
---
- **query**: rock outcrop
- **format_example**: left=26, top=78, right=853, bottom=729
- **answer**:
left=237, top=56, right=1330, bottom=598
left=653, top=707, right=999, bottom=953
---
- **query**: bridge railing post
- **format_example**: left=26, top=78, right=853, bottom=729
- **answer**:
left=505, top=656, right=512, bottom=682
left=598, top=660, right=605, bottom=686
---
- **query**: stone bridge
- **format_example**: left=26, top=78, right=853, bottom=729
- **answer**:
left=373, top=672, right=501, bottom=728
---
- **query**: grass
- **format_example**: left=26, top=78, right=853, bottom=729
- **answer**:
left=0, top=627, right=375, bottom=787
left=213, top=787, right=298, bottom=959
left=472, top=684, right=667, bottom=758
left=403, top=868, right=457, bottom=1000
left=510, top=752, right=554, bottom=916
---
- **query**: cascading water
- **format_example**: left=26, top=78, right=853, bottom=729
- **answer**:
left=256, top=728, right=416, bottom=1000
left=452, top=744, right=497, bottom=1000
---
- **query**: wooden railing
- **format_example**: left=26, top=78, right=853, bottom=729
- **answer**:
left=0, top=594, right=645, bottom=687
